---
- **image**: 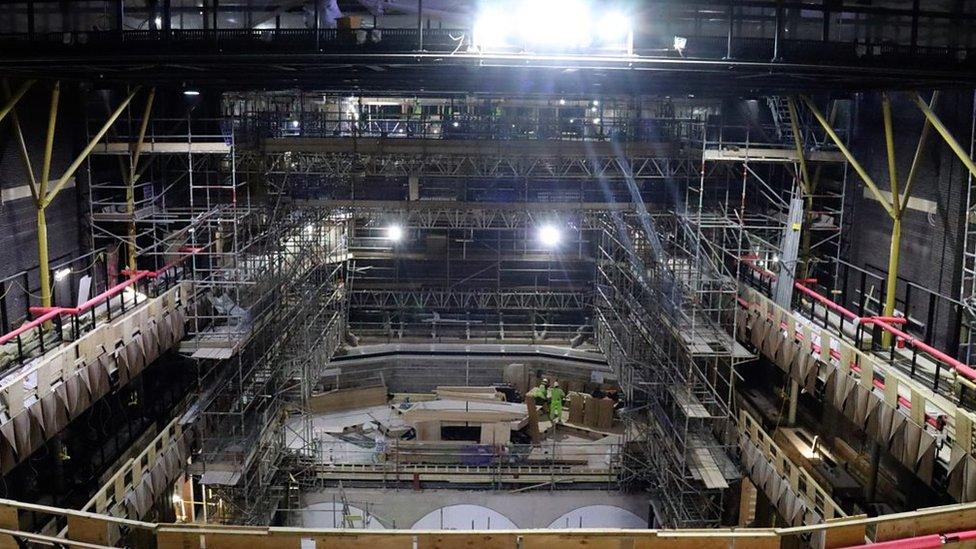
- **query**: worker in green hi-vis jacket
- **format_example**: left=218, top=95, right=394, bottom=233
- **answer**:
left=527, top=378, right=550, bottom=415
left=528, top=378, right=549, bottom=399
left=548, top=381, right=565, bottom=424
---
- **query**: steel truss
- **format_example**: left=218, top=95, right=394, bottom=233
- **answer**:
left=293, top=200, right=628, bottom=230
left=349, top=289, right=586, bottom=312
left=260, top=152, right=701, bottom=180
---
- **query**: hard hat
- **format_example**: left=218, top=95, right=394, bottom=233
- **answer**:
left=552, top=381, right=559, bottom=387
left=542, top=378, right=549, bottom=384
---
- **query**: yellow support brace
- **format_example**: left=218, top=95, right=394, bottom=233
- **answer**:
left=881, top=93, right=901, bottom=347
left=127, top=88, right=156, bottom=272
left=38, top=82, right=61, bottom=310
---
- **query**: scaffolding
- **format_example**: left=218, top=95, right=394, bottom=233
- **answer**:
left=959, top=90, right=976, bottom=362
left=594, top=206, right=743, bottom=527
left=81, top=90, right=862, bottom=527
left=188, top=204, right=348, bottom=525
left=86, top=106, right=351, bottom=525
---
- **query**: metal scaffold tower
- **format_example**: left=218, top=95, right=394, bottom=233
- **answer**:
left=592, top=130, right=748, bottom=525
left=594, top=208, right=743, bottom=527
left=87, top=105, right=351, bottom=525
left=959, top=90, right=976, bottom=363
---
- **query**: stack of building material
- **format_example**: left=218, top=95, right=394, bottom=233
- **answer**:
left=568, top=392, right=586, bottom=424
left=479, top=422, right=511, bottom=445
left=567, top=393, right=614, bottom=432
left=400, top=399, right=526, bottom=426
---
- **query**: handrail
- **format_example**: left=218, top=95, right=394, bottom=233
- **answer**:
left=0, top=248, right=197, bottom=347
left=792, top=281, right=976, bottom=382
left=5, top=495, right=976, bottom=548
left=740, top=256, right=976, bottom=383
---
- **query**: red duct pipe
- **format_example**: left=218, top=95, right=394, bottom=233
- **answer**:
left=867, top=316, right=908, bottom=325
left=741, top=255, right=976, bottom=383
left=838, top=528, right=976, bottom=549
left=793, top=282, right=976, bottom=382
left=0, top=310, right=62, bottom=346
left=31, top=275, right=147, bottom=317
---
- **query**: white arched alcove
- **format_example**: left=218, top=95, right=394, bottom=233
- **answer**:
left=301, top=502, right=387, bottom=529
left=547, top=505, right=646, bottom=529
left=412, top=504, right=517, bottom=530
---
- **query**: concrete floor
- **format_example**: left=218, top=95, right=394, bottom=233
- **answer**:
left=301, top=488, right=648, bottom=529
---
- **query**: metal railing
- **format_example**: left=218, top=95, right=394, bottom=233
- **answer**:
left=240, top=111, right=702, bottom=143
left=0, top=251, right=193, bottom=371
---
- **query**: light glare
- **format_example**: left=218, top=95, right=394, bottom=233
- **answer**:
left=473, top=9, right=509, bottom=49
left=387, top=225, right=404, bottom=242
left=473, top=0, right=630, bottom=52
left=598, top=12, right=630, bottom=41
left=538, top=224, right=562, bottom=247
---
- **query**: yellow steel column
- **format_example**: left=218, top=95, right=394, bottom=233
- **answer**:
left=127, top=87, right=156, bottom=271
left=800, top=95, right=896, bottom=218
left=38, top=82, right=61, bottom=310
left=0, top=79, right=34, bottom=125
left=881, top=93, right=902, bottom=347
left=911, top=91, right=976, bottom=179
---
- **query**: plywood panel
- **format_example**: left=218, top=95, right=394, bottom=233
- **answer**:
left=650, top=532, right=779, bottom=549
left=311, top=534, right=413, bottom=549
left=593, top=398, right=614, bottom=430
left=874, top=505, right=976, bottom=542
left=415, top=421, right=441, bottom=442
left=567, top=392, right=585, bottom=424
left=206, top=532, right=282, bottom=549
left=67, top=514, right=113, bottom=545
left=309, top=386, right=387, bottom=413
left=523, top=533, right=637, bottom=549
left=526, top=396, right=542, bottom=443
left=479, top=423, right=510, bottom=445
left=823, top=521, right=867, bottom=548
left=418, top=533, right=519, bottom=549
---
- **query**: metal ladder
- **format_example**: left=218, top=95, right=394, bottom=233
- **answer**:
left=959, top=91, right=976, bottom=363
left=767, top=96, right=795, bottom=144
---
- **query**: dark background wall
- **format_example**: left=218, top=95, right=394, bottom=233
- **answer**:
left=0, top=83, right=85, bottom=324
left=844, top=89, right=975, bottom=353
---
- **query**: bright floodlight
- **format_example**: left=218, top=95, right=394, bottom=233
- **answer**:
left=473, top=8, right=509, bottom=50
left=473, top=0, right=630, bottom=52
left=598, top=11, right=630, bottom=42
left=183, top=89, right=200, bottom=97
left=538, top=224, right=562, bottom=247
left=387, top=225, right=404, bottom=242
left=517, top=0, right=590, bottom=48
